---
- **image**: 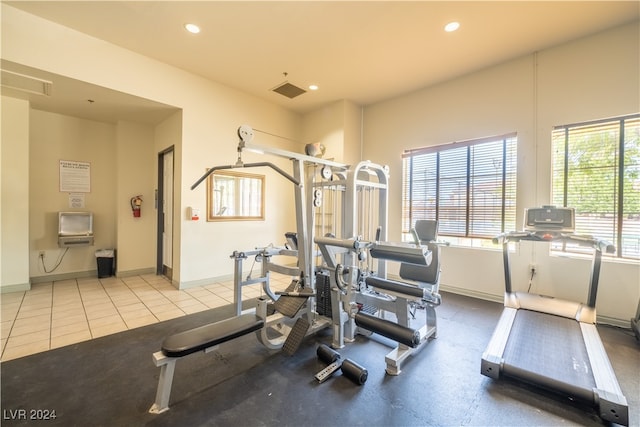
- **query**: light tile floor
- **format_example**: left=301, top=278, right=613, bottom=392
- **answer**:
left=1, top=273, right=292, bottom=362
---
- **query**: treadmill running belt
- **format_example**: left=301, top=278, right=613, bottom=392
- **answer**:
left=503, top=310, right=596, bottom=401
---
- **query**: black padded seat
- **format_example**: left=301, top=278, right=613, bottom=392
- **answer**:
left=161, top=314, right=264, bottom=358
left=399, top=242, right=440, bottom=287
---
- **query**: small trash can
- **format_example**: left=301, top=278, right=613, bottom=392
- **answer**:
left=95, top=249, right=115, bottom=278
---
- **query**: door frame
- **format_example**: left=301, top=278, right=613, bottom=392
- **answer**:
left=156, top=146, right=174, bottom=277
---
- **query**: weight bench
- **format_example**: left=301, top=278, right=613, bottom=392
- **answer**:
left=149, top=313, right=264, bottom=414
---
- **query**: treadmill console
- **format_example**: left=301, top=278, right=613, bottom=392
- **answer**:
left=524, top=206, right=575, bottom=232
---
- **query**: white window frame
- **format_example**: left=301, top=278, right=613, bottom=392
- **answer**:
left=551, top=114, right=640, bottom=261
left=402, top=133, right=518, bottom=247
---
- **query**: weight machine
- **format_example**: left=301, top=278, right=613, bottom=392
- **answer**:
left=192, top=125, right=441, bottom=374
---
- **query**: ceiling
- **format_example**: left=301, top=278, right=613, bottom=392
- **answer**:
left=3, top=1, right=639, bottom=123
left=1, top=60, right=180, bottom=124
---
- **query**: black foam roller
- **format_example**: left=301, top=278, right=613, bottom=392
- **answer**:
left=341, top=359, right=368, bottom=385
left=316, top=344, right=340, bottom=364
left=365, top=276, right=424, bottom=298
left=354, top=312, right=421, bottom=348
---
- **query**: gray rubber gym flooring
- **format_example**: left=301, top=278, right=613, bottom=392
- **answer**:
left=1, top=292, right=638, bottom=426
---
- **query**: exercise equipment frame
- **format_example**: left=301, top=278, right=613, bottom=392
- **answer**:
left=481, top=223, right=628, bottom=425
left=151, top=124, right=445, bottom=413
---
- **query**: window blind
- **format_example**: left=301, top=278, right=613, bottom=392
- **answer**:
left=402, top=133, right=517, bottom=241
left=552, top=114, right=640, bottom=259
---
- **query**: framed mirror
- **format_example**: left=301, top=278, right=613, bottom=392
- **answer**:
left=207, top=170, right=265, bottom=221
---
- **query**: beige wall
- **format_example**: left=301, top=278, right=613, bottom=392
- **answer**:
left=301, top=99, right=363, bottom=165
left=1, top=96, right=30, bottom=291
left=1, top=5, right=637, bottom=323
left=342, top=100, right=363, bottom=165
left=115, top=121, right=156, bottom=275
left=302, top=101, right=346, bottom=162
left=362, top=22, right=640, bottom=323
left=2, top=4, right=302, bottom=288
left=24, top=109, right=178, bottom=282
left=28, top=111, right=117, bottom=279
left=154, top=111, right=183, bottom=282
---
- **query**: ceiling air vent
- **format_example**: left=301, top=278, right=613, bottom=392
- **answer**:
left=1, top=69, right=52, bottom=96
left=272, top=82, right=306, bottom=99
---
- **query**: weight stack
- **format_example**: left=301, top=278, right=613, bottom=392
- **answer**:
left=315, top=272, right=332, bottom=316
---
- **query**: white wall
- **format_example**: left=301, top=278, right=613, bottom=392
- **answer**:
left=154, top=111, right=182, bottom=281
left=2, top=4, right=301, bottom=288
left=115, top=121, right=156, bottom=275
left=1, top=96, right=30, bottom=291
left=302, top=101, right=346, bottom=162
left=532, top=22, right=640, bottom=322
left=29, top=110, right=117, bottom=280
left=342, top=100, right=364, bottom=165
left=302, top=99, right=363, bottom=165
left=362, top=22, right=640, bottom=324
left=3, top=5, right=637, bottom=321
left=27, top=112, right=165, bottom=281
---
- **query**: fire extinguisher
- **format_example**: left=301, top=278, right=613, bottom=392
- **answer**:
left=131, top=195, right=143, bottom=217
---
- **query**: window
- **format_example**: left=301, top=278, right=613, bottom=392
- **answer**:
left=552, top=114, right=640, bottom=260
left=402, top=133, right=517, bottom=245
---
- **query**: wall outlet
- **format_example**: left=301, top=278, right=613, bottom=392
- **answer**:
left=528, top=263, right=537, bottom=273
left=39, top=250, right=45, bottom=258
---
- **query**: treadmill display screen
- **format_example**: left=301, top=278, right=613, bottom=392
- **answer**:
left=524, top=206, right=575, bottom=232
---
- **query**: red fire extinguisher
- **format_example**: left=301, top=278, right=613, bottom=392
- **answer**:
left=131, top=195, right=143, bottom=217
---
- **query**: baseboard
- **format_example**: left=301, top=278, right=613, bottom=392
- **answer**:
left=597, top=315, right=632, bottom=329
left=116, top=268, right=155, bottom=278
left=30, top=267, right=158, bottom=284
left=177, top=274, right=234, bottom=290
left=631, top=317, right=640, bottom=340
left=1, top=282, right=31, bottom=293
left=30, top=270, right=96, bottom=284
left=438, top=284, right=629, bottom=328
left=439, top=284, right=504, bottom=304
left=385, top=274, right=505, bottom=304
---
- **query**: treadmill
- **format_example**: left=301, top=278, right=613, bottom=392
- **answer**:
left=481, top=206, right=629, bottom=425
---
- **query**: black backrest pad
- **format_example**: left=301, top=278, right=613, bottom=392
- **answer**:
left=415, top=219, right=438, bottom=242
left=399, top=242, right=440, bottom=285
left=162, top=313, right=264, bottom=358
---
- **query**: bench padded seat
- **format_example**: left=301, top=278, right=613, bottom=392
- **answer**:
left=161, top=314, right=264, bottom=358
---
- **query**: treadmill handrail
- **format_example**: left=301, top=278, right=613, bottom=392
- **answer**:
left=493, top=231, right=615, bottom=308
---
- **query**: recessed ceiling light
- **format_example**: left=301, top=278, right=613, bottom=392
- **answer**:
left=309, top=84, right=319, bottom=91
left=444, top=22, right=460, bottom=32
left=184, top=23, right=200, bottom=34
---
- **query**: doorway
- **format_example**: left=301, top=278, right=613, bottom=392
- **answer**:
left=157, top=147, right=174, bottom=279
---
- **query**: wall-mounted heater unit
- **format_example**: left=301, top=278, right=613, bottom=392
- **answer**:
left=58, top=211, right=94, bottom=247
